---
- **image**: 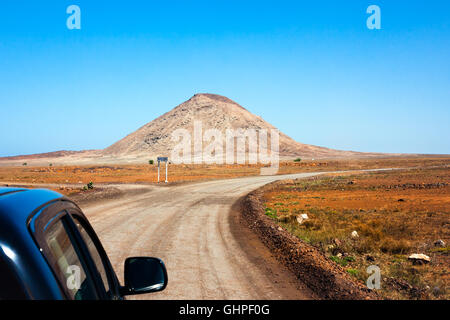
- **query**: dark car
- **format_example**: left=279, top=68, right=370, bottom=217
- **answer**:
left=0, top=187, right=168, bottom=300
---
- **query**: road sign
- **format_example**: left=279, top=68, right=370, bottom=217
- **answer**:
left=157, top=157, right=169, bottom=183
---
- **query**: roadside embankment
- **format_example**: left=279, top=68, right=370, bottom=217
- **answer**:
left=241, top=183, right=379, bottom=300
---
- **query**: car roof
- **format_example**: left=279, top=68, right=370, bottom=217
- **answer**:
left=0, top=187, right=27, bottom=196
left=0, top=188, right=67, bottom=299
left=0, top=188, right=64, bottom=226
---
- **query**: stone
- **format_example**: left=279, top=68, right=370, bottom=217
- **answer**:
left=296, top=213, right=309, bottom=225
left=408, top=253, right=431, bottom=265
left=351, top=230, right=359, bottom=239
left=333, top=238, right=342, bottom=247
left=434, top=239, right=446, bottom=247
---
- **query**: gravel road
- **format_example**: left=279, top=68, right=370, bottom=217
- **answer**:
left=81, top=173, right=327, bottom=300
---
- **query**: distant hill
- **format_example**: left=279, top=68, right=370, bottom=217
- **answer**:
left=0, top=150, right=86, bottom=161
left=103, top=93, right=377, bottom=159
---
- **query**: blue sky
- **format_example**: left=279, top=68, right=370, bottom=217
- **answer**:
left=0, top=0, right=449, bottom=156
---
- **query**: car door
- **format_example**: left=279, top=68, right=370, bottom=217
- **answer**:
left=29, top=200, right=120, bottom=300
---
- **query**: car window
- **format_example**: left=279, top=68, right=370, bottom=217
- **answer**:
left=73, top=218, right=111, bottom=297
left=43, top=218, right=98, bottom=300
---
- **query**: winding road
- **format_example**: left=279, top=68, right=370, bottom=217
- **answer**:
left=82, top=173, right=326, bottom=300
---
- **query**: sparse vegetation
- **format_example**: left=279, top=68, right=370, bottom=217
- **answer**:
left=330, top=255, right=349, bottom=267
left=265, top=207, right=277, bottom=219
left=149, top=159, right=154, bottom=165
left=22, top=162, right=27, bottom=166
left=263, top=167, right=450, bottom=299
left=347, top=268, right=359, bottom=277
left=83, top=181, right=94, bottom=191
left=0, top=157, right=448, bottom=185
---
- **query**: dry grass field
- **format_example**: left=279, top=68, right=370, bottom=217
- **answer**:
left=262, top=166, right=449, bottom=299
left=1, top=157, right=448, bottom=185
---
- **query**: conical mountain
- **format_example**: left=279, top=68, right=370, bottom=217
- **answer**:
left=103, top=93, right=367, bottom=159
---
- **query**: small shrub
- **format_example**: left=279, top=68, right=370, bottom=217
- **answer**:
left=49, top=163, right=53, bottom=167
left=347, top=268, right=359, bottom=277
left=358, top=223, right=383, bottom=241
left=149, top=160, right=154, bottom=165
left=355, top=238, right=377, bottom=254
left=294, top=158, right=302, bottom=162
left=344, top=256, right=356, bottom=262
left=22, top=163, right=27, bottom=166
left=265, top=207, right=277, bottom=219
left=87, top=182, right=94, bottom=190
left=380, top=238, right=412, bottom=254
left=302, top=220, right=321, bottom=230
left=330, top=255, right=348, bottom=267
left=277, top=215, right=292, bottom=223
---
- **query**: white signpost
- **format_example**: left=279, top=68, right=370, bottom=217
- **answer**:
left=157, top=157, right=169, bottom=183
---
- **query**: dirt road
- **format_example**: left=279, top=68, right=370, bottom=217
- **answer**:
left=81, top=173, right=331, bottom=299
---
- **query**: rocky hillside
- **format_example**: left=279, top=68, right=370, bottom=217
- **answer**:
left=103, top=93, right=371, bottom=159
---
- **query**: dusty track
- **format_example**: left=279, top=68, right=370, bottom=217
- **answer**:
left=81, top=173, right=326, bottom=299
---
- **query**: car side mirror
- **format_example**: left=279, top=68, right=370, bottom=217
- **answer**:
left=122, top=257, right=168, bottom=295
